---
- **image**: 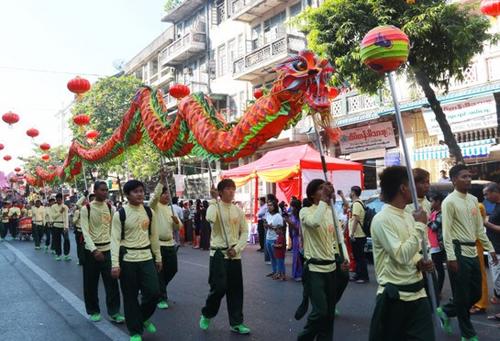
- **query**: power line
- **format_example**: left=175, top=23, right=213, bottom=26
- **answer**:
left=0, top=65, right=106, bottom=77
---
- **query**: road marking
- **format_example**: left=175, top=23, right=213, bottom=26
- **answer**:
left=180, top=259, right=209, bottom=268
left=5, top=242, right=129, bottom=341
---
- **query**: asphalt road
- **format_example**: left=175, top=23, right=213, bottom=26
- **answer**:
left=0, top=238, right=498, bottom=341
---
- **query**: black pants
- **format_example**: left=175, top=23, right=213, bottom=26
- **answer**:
left=431, top=250, right=446, bottom=295
left=352, top=237, right=369, bottom=281
left=43, top=225, right=51, bottom=247
left=52, top=229, right=70, bottom=256
left=298, top=270, right=337, bottom=341
left=201, top=255, right=244, bottom=326
left=120, top=259, right=160, bottom=336
left=75, top=231, right=85, bottom=264
left=442, top=255, right=481, bottom=338
left=0, top=222, right=6, bottom=238
left=8, top=220, right=18, bottom=238
left=159, top=245, right=178, bottom=301
left=83, top=250, right=120, bottom=316
left=369, top=296, right=434, bottom=341
left=335, top=265, right=349, bottom=304
left=33, top=223, right=43, bottom=247
left=257, top=220, right=265, bottom=250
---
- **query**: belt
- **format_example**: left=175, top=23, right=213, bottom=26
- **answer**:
left=95, top=241, right=110, bottom=247
left=124, top=245, right=151, bottom=250
left=452, top=239, right=476, bottom=257
left=211, top=247, right=228, bottom=251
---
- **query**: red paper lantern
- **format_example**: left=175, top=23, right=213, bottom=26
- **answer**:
left=48, top=165, right=56, bottom=170
left=169, top=84, right=190, bottom=99
left=253, top=88, right=264, bottom=99
left=481, top=0, right=500, bottom=17
left=3, top=155, right=12, bottom=161
left=327, top=87, right=340, bottom=100
left=40, top=143, right=51, bottom=151
left=14, top=167, right=21, bottom=172
left=67, top=76, right=91, bottom=95
left=41, top=154, right=50, bottom=161
left=85, top=130, right=99, bottom=139
left=360, top=26, right=409, bottom=73
left=2, top=111, right=20, bottom=126
left=73, top=114, right=90, bottom=126
left=0, top=143, right=4, bottom=150
left=26, top=128, right=39, bottom=138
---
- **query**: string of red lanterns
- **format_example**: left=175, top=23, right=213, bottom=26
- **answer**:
left=481, top=0, right=500, bottom=17
left=2, top=111, right=19, bottom=126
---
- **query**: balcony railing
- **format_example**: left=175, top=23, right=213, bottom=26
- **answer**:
left=229, top=0, right=282, bottom=22
left=163, top=81, right=208, bottom=109
left=160, top=30, right=206, bottom=66
left=233, top=34, right=306, bottom=81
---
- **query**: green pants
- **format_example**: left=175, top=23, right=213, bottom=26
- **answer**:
left=32, top=224, right=43, bottom=247
left=298, top=270, right=337, bottom=341
left=369, top=296, right=434, bottom=341
left=159, top=245, right=178, bottom=301
left=442, top=255, right=481, bottom=338
left=120, top=259, right=160, bottom=336
left=83, top=250, right=120, bottom=316
left=201, top=253, right=244, bottom=326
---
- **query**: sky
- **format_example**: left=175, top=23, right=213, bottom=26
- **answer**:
left=0, top=0, right=167, bottom=174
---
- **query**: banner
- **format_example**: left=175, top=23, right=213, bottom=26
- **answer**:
left=422, top=96, right=497, bottom=136
left=339, top=121, right=396, bottom=154
left=173, top=174, right=186, bottom=197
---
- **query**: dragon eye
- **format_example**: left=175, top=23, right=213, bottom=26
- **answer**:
left=292, top=59, right=308, bottom=72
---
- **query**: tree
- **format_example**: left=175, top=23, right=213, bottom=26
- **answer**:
left=299, top=0, right=496, bottom=163
left=164, top=0, right=183, bottom=12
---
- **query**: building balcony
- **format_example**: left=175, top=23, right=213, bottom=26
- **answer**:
left=152, top=67, right=176, bottom=87
left=160, top=30, right=206, bottom=66
left=233, top=34, right=306, bottom=81
left=161, top=0, right=206, bottom=23
left=163, top=81, right=208, bottom=110
left=229, top=0, right=287, bottom=22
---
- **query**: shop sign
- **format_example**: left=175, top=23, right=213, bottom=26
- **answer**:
left=339, top=121, right=396, bottom=154
left=384, top=149, right=401, bottom=166
left=422, top=96, right=497, bottom=136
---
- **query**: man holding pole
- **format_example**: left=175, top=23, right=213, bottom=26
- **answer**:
left=199, top=179, right=250, bottom=335
left=49, top=193, right=71, bottom=261
left=437, top=164, right=497, bottom=340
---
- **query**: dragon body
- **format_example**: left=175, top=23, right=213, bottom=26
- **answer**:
left=28, top=51, right=334, bottom=185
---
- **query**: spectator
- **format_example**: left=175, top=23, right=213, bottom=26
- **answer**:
left=199, top=200, right=211, bottom=251
left=428, top=192, right=446, bottom=297
left=257, top=197, right=267, bottom=252
left=349, top=186, right=369, bottom=283
left=273, top=226, right=287, bottom=281
left=285, top=198, right=302, bottom=281
left=265, top=199, right=283, bottom=280
left=193, top=199, right=202, bottom=249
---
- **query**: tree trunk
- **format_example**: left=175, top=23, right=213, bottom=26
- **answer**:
left=412, top=66, right=464, bottom=164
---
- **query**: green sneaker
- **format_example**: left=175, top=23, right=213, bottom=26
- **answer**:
left=63, top=255, right=71, bottom=261
left=51, top=250, right=56, bottom=255
left=436, top=307, right=452, bottom=335
left=462, top=337, right=479, bottom=341
left=35, top=246, right=41, bottom=250
left=55, top=256, right=62, bottom=261
left=230, top=324, right=251, bottom=335
left=130, top=335, right=142, bottom=341
left=110, top=313, right=125, bottom=324
left=89, top=313, right=101, bottom=322
left=143, top=320, right=156, bottom=333
left=157, top=300, right=169, bottom=309
left=335, top=308, right=340, bottom=317
left=199, top=315, right=211, bottom=330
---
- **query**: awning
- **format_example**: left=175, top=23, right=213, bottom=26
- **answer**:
left=413, top=138, right=495, bottom=161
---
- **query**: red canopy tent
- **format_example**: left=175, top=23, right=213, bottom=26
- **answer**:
left=221, top=144, right=363, bottom=218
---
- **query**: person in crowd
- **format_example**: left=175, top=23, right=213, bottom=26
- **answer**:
left=49, top=193, right=71, bottom=261
left=31, top=199, right=46, bottom=250
left=349, top=185, right=369, bottom=284
left=8, top=200, right=21, bottom=239
left=285, top=198, right=303, bottom=281
left=149, top=171, right=182, bottom=310
left=483, top=183, right=500, bottom=321
left=0, top=200, right=7, bottom=241
left=428, top=192, right=446, bottom=297
left=199, top=200, right=211, bottom=251
left=439, top=170, right=450, bottom=183
left=273, top=225, right=287, bottom=281
left=81, top=181, right=124, bottom=324
left=45, top=198, right=55, bottom=253
left=199, top=179, right=250, bottom=335
left=369, top=166, right=435, bottom=341
left=189, top=200, right=196, bottom=246
left=73, top=194, right=88, bottom=266
left=110, top=180, right=162, bottom=341
left=193, top=199, right=202, bottom=249
left=437, top=165, right=498, bottom=340
left=264, top=199, right=283, bottom=280
left=172, top=196, right=183, bottom=246
left=257, top=197, right=267, bottom=253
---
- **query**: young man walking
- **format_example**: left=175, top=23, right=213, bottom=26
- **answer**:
left=369, top=166, right=435, bottom=341
left=31, top=200, right=46, bottom=250
left=73, top=194, right=88, bottom=265
left=45, top=198, right=55, bottom=253
left=199, top=179, right=250, bottom=335
left=49, top=193, right=71, bottom=261
left=81, top=181, right=124, bottom=324
left=149, top=170, right=182, bottom=309
left=7, top=201, right=21, bottom=240
left=111, top=180, right=162, bottom=341
left=437, top=165, right=498, bottom=340
left=349, top=185, right=369, bottom=283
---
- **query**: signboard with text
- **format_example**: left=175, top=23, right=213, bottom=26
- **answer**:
left=339, top=121, right=396, bottom=154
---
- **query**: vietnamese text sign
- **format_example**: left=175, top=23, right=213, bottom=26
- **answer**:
left=339, top=121, right=396, bottom=154
left=422, top=96, right=497, bottom=136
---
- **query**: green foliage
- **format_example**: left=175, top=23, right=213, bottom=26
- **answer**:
left=20, top=145, right=68, bottom=175
left=299, top=0, right=494, bottom=94
left=164, top=0, right=183, bottom=12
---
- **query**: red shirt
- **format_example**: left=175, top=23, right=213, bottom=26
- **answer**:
left=273, top=234, right=286, bottom=259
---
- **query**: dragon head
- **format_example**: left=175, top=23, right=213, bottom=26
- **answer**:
left=274, top=50, right=335, bottom=113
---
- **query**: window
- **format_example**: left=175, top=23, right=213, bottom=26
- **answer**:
left=264, top=11, right=286, bottom=43
left=228, top=94, right=238, bottom=121
left=228, top=39, right=236, bottom=70
left=237, top=33, right=244, bottom=57
left=215, top=0, right=226, bottom=25
left=150, top=59, right=158, bottom=76
left=238, top=91, right=246, bottom=116
left=217, top=44, right=227, bottom=77
left=289, top=2, right=302, bottom=18
left=251, top=25, right=262, bottom=50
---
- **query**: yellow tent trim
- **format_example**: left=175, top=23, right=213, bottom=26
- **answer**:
left=258, top=165, right=300, bottom=183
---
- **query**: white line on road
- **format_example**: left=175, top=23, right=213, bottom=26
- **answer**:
left=5, top=242, right=129, bottom=341
left=179, top=259, right=209, bottom=268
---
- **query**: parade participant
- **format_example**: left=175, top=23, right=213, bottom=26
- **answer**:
left=8, top=200, right=21, bottom=239
left=74, top=194, right=91, bottom=266
left=483, top=183, right=500, bottom=321
left=1, top=201, right=10, bottom=240
left=437, top=164, right=498, bottom=340
left=199, top=179, right=250, bottom=335
left=149, top=170, right=182, bottom=310
left=45, top=198, right=55, bottom=253
left=369, top=166, right=435, bottom=341
left=405, top=168, right=432, bottom=216
left=110, top=179, right=162, bottom=341
left=295, top=179, right=340, bottom=341
left=171, top=196, right=183, bottom=246
left=348, top=186, right=369, bottom=284
left=31, top=199, right=46, bottom=250
left=49, top=193, right=71, bottom=261
left=81, top=181, right=124, bottom=324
